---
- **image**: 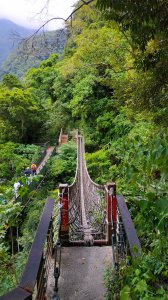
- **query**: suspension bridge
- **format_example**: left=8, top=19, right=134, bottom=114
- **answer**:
left=1, top=130, right=141, bottom=300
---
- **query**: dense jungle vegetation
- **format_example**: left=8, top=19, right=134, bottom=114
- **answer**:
left=0, top=0, right=168, bottom=299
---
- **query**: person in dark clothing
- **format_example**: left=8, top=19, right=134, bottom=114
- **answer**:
left=23, top=167, right=32, bottom=184
left=24, top=167, right=32, bottom=176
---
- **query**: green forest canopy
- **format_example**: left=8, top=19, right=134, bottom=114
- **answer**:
left=0, top=0, right=167, bottom=298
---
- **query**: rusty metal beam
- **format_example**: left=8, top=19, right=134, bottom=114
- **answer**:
left=19, top=198, right=55, bottom=293
left=117, top=195, right=141, bottom=257
left=0, top=287, right=31, bottom=300
left=69, top=239, right=109, bottom=246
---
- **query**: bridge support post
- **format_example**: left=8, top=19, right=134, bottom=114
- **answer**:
left=106, top=182, right=117, bottom=244
left=59, top=184, right=69, bottom=245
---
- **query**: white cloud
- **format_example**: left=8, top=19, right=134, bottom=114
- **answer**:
left=0, top=0, right=77, bottom=29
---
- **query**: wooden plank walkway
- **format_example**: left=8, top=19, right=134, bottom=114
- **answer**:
left=37, top=146, right=55, bottom=173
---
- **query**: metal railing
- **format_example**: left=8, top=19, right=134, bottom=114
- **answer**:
left=0, top=198, right=55, bottom=300
left=106, top=186, right=141, bottom=269
left=53, top=204, right=62, bottom=300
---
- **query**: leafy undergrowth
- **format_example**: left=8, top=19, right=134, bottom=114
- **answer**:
left=0, top=187, right=47, bottom=295
left=86, top=118, right=168, bottom=299
left=0, top=142, right=76, bottom=296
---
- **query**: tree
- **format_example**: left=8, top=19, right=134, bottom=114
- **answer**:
left=2, top=74, right=23, bottom=89
left=96, top=0, right=168, bottom=49
left=24, top=54, right=59, bottom=103
left=0, top=84, right=42, bottom=143
left=95, top=0, right=168, bottom=117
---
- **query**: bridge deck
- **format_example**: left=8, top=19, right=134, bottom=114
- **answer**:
left=36, top=146, right=55, bottom=173
left=47, top=246, right=112, bottom=300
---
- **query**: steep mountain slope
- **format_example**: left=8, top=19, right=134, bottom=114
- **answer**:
left=0, top=19, right=34, bottom=68
left=0, top=29, right=67, bottom=79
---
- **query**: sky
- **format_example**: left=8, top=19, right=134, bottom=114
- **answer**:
left=0, top=0, right=77, bottom=30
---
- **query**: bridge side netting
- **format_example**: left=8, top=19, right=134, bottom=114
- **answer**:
left=68, top=135, right=106, bottom=242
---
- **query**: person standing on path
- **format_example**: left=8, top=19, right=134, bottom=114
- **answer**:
left=13, top=181, right=21, bottom=199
